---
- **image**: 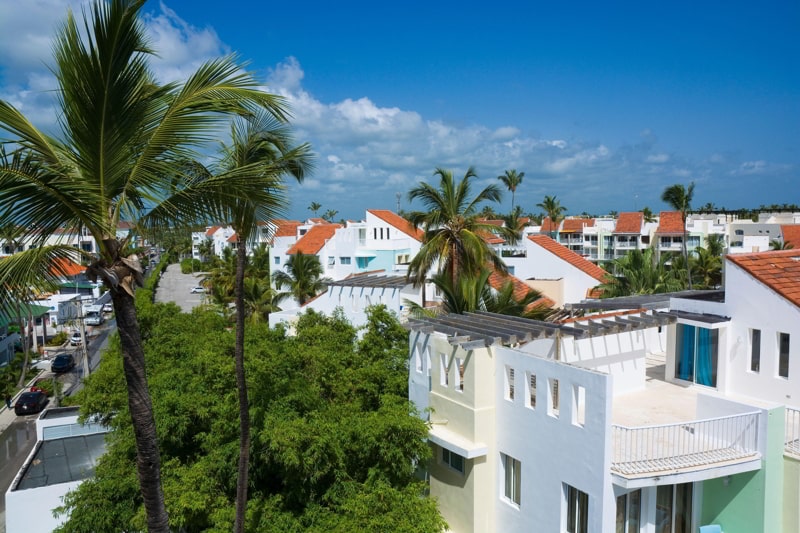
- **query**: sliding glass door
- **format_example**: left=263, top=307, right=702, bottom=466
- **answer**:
left=675, top=324, right=718, bottom=387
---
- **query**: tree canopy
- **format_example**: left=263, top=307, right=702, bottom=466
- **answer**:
left=57, top=301, right=445, bottom=532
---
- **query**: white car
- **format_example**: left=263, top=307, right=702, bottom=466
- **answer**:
left=69, top=331, right=83, bottom=346
left=102, top=303, right=113, bottom=313
left=190, top=286, right=206, bottom=294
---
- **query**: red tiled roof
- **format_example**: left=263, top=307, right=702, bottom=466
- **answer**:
left=656, top=211, right=684, bottom=234
left=558, top=308, right=647, bottom=324
left=479, top=230, right=505, bottom=245
left=308, top=217, right=327, bottom=224
left=227, top=233, right=238, bottom=243
left=727, top=249, right=800, bottom=309
left=286, top=224, right=342, bottom=255
left=781, top=225, right=800, bottom=249
left=479, top=219, right=505, bottom=227
left=368, top=209, right=424, bottom=241
left=488, top=269, right=537, bottom=302
left=540, top=217, right=558, bottom=233
left=273, top=220, right=302, bottom=238
left=528, top=235, right=608, bottom=282
left=561, top=218, right=594, bottom=233
left=614, top=212, right=643, bottom=234
left=205, top=225, right=220, bottom=237
left=117, top=221, right=134, bottom=230
left=51, top=258, right=85, bottom=277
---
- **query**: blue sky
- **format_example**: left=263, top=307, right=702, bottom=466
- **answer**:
left=1, top=0, right=798, bottom=221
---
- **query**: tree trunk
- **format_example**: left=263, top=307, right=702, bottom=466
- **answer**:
left=113, top=290, right=170, bottom=532
left=234, top=242, right=251, bottom=533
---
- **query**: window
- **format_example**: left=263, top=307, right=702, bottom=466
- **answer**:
left=373, top=228, right=377, bottom=240
left=327, top=256, right=335, bottom=266
left=615, top=489, right=641, bottom=533
left=735, top=229, right=744, bottom=235
left=656, top=483, right=693, bottom=533
left=502, top=454, right=521, bottom=505
left=505, top=366, right=515, bottom=401
left=565, top=484, right=588, bottom=533
left=274, top=256, right=280, bottom=265
left=675, top=324, right=718, bottom=387
left=572, top=385, right=586, bottom=427
left=549, top=378, right=560, bottom=417
left=526, top=372, right=537, bottom=409
left=750, top=329, right=761, bottom=373
left=339, top=256, right=351, bottom=265
left=442, top=447, right=464, bottom=474
left=440, top=354, right=449, bottom=387
left=779, top=332, right=790, bottom=378
left=456, top=357, right=464, bottom=392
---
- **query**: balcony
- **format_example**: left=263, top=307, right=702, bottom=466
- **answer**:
left=786, top=407, right=800, bottom=458
left=611, top=411, right=760, bottom=477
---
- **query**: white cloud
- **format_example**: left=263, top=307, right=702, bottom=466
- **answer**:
left=646, top=153, right=670, bottom=163
left=735, top=160, right=767, bottom=175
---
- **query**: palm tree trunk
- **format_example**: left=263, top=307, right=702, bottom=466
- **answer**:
left=234, top=242, right=251, bottom=533
left=113, top=291, right=170, bottom=532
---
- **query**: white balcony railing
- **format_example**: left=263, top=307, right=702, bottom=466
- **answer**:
left=786, top=407, right=800, bottom=458
left=612, top=412, right=760, bottom=476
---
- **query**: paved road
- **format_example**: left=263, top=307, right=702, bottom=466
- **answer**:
left=155, top=263, right=208, bottom=312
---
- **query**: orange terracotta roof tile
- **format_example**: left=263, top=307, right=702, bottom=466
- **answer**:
left=781, top=225, right=800, bottom=249
left=286, top=224, right=342, bottom=255
left=273, top=220, right=302, bottom=238
left=308, top=217, right=327, bottom=224
left=368, top=209, right=424, bottom=241
left=527, top=296, right=555, bottom=313
left=656, top=211, right=684, bottom=234
left=561, top=218, right=594, bottom=233
left=205, top=225, right=220, bottom=237
left=727, top=249, right=800, bottom=309
left=51, top=258, right=85, bottom=277
left=488, top=269, right=536, bottom=302
left=614, top=212, right=643, bottom=234
left=478, top=219, right=505, bottom=227
left=540, top=217, right=558, bottom=233
left=558, top=308, right=647, bottom=324
left=227, top=233, right=238, bottom=243
left=478, top=230, right=505, bottom=245
left=528, top=235, right=608, bottom=282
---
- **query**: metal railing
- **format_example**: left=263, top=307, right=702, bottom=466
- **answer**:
left=612, top=411, right=760, bottom=476
left=786, top=407, right=800, bottom=458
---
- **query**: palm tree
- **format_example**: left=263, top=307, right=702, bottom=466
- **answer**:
left=641, top=206, right=657, bottom=223
left=322, top=209, right=339, bottom=222
left=242, top=277, right=282, bottom=324
left=406, top=167, right=513, bottom=289
left=536, top=195, right=567, bottom=238
left=705, top=233, right=726, bottom=257
left=213, top=111, right=311, bottom=533
left=597, top=247, right=684, bottom=297
left=0, top=2, right=286, bottom=530
left=497, top=169, right=524, bottom=211
left=691, top=247, right=722, bottom=289
left=272, top=252, right=328, bottom=306
left=500, top=205, right=526, bottom=246
left=661, top=182, right=695, bottom=289
left=770, top=239, right=794, bottom=250
left=308, top=202, right=322, bottom=217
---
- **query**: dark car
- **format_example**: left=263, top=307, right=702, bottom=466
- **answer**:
left=51, top=353, right=76, bottom=373
left=14, top=391, right=49, bottom=416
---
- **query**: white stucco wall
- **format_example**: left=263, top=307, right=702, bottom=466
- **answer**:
left=513, top=241, right=603, bottom=304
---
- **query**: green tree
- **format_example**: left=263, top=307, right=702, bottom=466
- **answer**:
left=308, top=202, right=322, bottom=217
left=406, top=167, right=512, bottom=289
left=705, top=233, right=726, bottom=257
left=0, top=2, right=286, bottom=529
left=690, top=247, right=722, bottom=289
left=58, top=303, right=444, bottom=532
left=770, top=239, right=794, bottom=250
left=500, top=205, right=526, bottom=246
left=213, top=111, right=312, bottom=533
left=597, top=247, right=684, bottom=297
left=641, top=206, right=656, bottom=223
left=322, top=209, right=339, bottom=222
left=536, top=195, right=567, bottom=238
left=661, top=182, right=695, bottom=289
left=497, top=169, right=524, bottom=211
left=272, top=252, right=329, bottom=306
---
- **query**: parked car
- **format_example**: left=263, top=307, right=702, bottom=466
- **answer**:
left=190, top=286, right=206, bottom=294
left=51, top=353, right=76, bottom=373
left=69, top=331, right=84, bottom=346
left=102, top=303, right=113, bottom=313
left=14, top=391, right=49, bottom=416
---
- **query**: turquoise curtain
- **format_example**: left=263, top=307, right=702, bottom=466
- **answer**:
left=676, top=324, right=695, bottom=381
left=696, top=328, right=717, bottom=387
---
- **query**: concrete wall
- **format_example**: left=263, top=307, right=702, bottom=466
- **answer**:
left=784, top=456, right=800, bottom=533
left=5, top=479, right=80, bottom=533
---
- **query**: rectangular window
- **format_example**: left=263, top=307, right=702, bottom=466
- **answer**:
left=615, top=489, right=641, bottom=533
left=549, top=378, right=560, bottom=417
left=503, top=454, right=521, bottom=505
left=565, top=484, right=588, bottom=533
left=505, top=366, right=515, bottom=401
left=750, top=329, right=761, bottom=373
left=573, top=385, right=586, bottom=427
left=456, top=357, right=464, bottom=392
left=327, top=256, right=335, bottom=266
left=441, top=447, right=464, bottom=474
left=526, top=372, right=537, bottom=409
left=779, top=332, right=790, bottom=378
left=339, top=256, right=351, bottom=265
left=373, top=228, right=377, bottom=240
left=440, top=354, right=449, bottom=387
left=675, top=324, right=718, bottom=387
left=274, top=256, right=280, bottom=265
